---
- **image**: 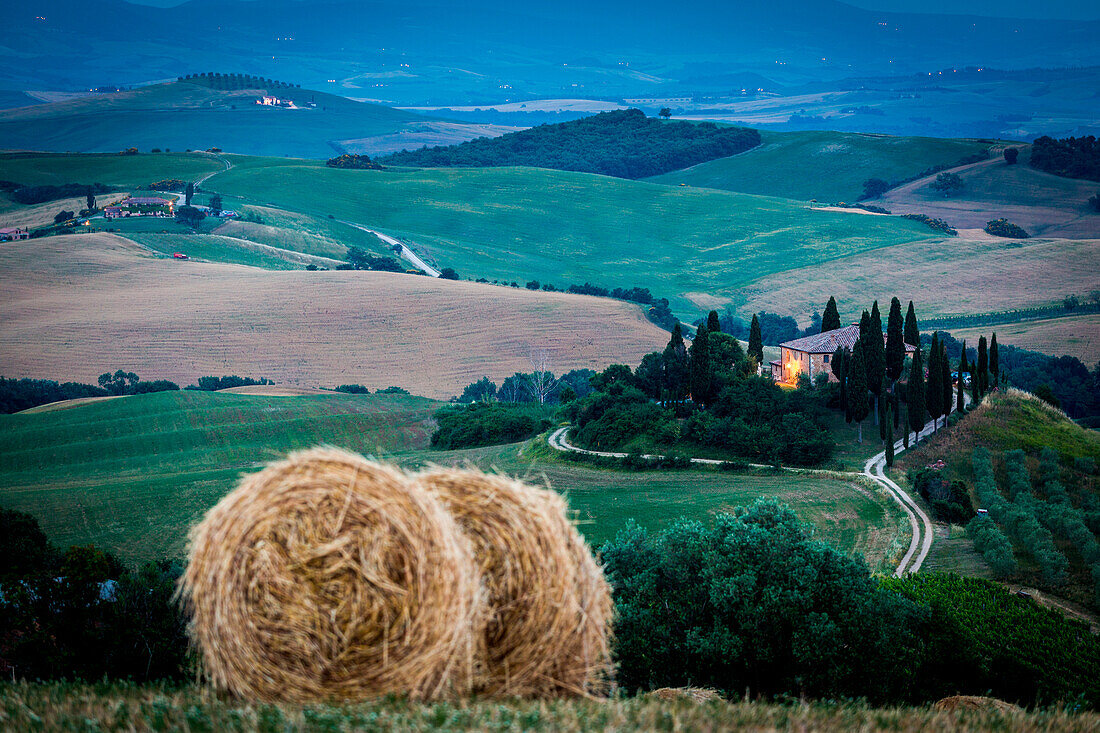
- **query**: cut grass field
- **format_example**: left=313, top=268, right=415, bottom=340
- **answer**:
left=205, top=159, right=936, bottom=314
left=0, top=234, right=670, bottom=398
left=0, top=391, right=904, bottom=570
left=7, top=682, right=1100, bottom=731
left=735, top=234, right=1100, bottom=323
left=880, top=146, right=1100, bottom=239
left=647, top=130, right=992, bottom=202
left=950, top=314, right=1100, bottom=365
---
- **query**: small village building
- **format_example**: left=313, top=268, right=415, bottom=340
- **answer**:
left=770, top=324, right=916, bottom=385
left=0, top=227, right=29, bottom=241
left=105, top=196, right=174, bottom=218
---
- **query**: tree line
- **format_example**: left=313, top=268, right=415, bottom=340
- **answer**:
left=0, top=373, right=276, bottom=413
left=380, top=109, right=762, bottom=180
left=1030, top=135, right=1100, bottom=182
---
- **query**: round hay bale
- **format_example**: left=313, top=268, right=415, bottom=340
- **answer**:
left=646, top=687, right=724, bottom=703
left=180, top=447, right=483, bottom=703
left=933, top=695, right=1023, bottom=714
left=418, top=467, right=613, bottom=698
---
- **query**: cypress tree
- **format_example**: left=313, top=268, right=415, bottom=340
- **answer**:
left=865, top=301, right=886, bottom=401
left=821, top=296, right=841, bottom=332
left=892, top=389, right=901, bottom=429
left=185, top=181, right=194, bottom=206
left=989, top=332, right=999, bottom=388
left=941, top=341, right=952, bottom=423
left=878, top=376, right=890, bottom=443
left=847, top=338, right=871, bottom=443
left=885, top=297, right=905, bottom=382
left=957, top=341, right=968, bottom=414
left=707, top=310, right=721, bottom=333
left=831, top=346, right=848, bottom=382
left=688, top=323, right=712, bottom=405
left=748, top=314, right=763, bottom=366
left=859, top=309, right=871, bottom=339
left=904, top=301, right=920, bottom=347
left=885, top=401, right=895, bottom=467
left=902, top=404, right=910, bottom=450
left=907, top=347, right=926, bottom=443
left=837, top=348, right=850, bottom=421
left=926, top=333, right=943, bottom=431
left=977, top=336, right=988, bottom=399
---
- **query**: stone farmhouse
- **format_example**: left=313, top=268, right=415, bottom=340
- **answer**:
left=104, top=196, right=175, bottom=219
left=0, top=227, right=29, bottom=241
left=770, top=324, right=916, bottom=385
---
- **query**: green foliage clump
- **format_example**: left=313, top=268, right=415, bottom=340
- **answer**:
left=1029, top=135, right=1100, bottom=181
left=343, top=246, right=403, bottom=272
left=325, top=153, right=384, bottom=170
left=381, top=109, right=761, bottom=180
left=910, top=468, right=974, bottom=524
left=985, top=218, right=1030, bottom=238
left=900, top=213, right=957, bottom=235
left=10, top=182, right=114, bottom=205
left=601, top=500, right=924, bottom=702
left=430, top=402, right=550, bottom=449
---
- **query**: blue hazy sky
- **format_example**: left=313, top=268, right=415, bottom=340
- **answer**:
left=124, top=0, right=1100, bottom=20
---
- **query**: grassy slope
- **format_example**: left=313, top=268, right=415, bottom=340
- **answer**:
left=0, top=82, right=427, bottom=158
left=0, top=393, right=903, bottom=569
left=0, top=151, right=223, bottom=188
left=7, top=682, right=1099, bottom=731
left=205, top=160, right=934, bottom=314
left=647, top=130, right=991, bottom=202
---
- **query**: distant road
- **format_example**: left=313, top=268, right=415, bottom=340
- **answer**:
left=337, top=220, right=441, bottom=277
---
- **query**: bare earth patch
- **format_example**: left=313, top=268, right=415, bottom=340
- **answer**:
left=0, top=234, right=670, bottom=399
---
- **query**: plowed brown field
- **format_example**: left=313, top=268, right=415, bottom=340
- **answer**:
left=0, top=234, right=669, bottom=398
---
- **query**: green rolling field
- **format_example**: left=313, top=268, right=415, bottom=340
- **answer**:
left=204, top=159, right=935, bottom=313
left=0, top=151, right=223, bottom=189
left=0, top=81, right=432, bottom=159
left=0, top=392, right=903, bottom=570
left=646, top=130, right=992, bottom=202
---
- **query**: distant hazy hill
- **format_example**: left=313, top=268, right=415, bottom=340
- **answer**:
left=0, top=80, right=438, bottom=157
left=2, top=0, right=1099, bottom=104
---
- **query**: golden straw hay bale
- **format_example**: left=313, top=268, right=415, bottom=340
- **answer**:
left=646, top=687, right=725, bottom=703
left=418, top=467, right=614, bottom=698
left=180, top=447, right=483, bottom=703
left=933, top=696, right=1023, bottom=714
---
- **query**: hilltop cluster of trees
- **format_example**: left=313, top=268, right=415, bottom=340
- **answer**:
left=6, top=182, right=114, bottom=205
left=179, top=72, right=300, bottom=91
left=380, top=109, right=762, bottom=179
left=1030, top=135, right=1100, bottom=181
left=604, top=501, right=1100, bottom=705
left=189, top=375, right=272, bottom=391
left=326, top=154, right=384, bottom=170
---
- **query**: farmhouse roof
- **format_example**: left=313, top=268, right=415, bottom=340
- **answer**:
left=0, top=227, right=25, bottom=234
left=123, top=196, right=171, bottom=205
left=780, top=324, right=917, bottom=354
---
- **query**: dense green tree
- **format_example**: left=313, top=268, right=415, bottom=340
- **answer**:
left=53, top=209, right=74, bottom=224
left=688, top=322, right=713, bottom=406
left=990, top=332, right=1000, bottom=388
left=929, top=171, right=964, bottom=197
left=862, top=177, right=890, bottom=199
left=927, top=334, right=944, bottom=431
left=184, top=181, right=194, bottom=206
left=97, top=370, right=139, bottom=396
left=175, top=205, right=204, bottom=227
left=658, top=107, right=672, bottom=120
left=907, top=347, right=926, bottom=443
left=209, top=194, right=222, bottom=216
left=885, top=402, right=895, bottom=467
left=940, top=341, right=952, bottom=422
left=439, top=267, right=460, bottom=280
left=1003, top=147, right=1019, bottom=165
left=904, top=301, right=920, bottom=346
left=663, top=323, right=689, bottom=400
left=885, top=297, right=906, bottom=382
left=822, top=296, right=841, bottom=332
left=977, top=336, right=989, bottom=399
left=707, top=310, right=721, bottom=333
left=748, top=314, right=763, bottom=367
left=902, top=404, right=910, bottom=450
left=847, top=338, right=871, bottom=443
left=865, top=302, right=886, bottom=401
left=956, top=341, right=968, bottom=414
left=878, top=376, right=890, bottom=443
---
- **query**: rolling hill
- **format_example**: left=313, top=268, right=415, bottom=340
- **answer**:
left=0, top=391, right=904, bottom=568
left=0, top=80, right=514, bottom=158
left=646, top=130, right=992, bottom=202
left=0, top=234, right=671, bottom=397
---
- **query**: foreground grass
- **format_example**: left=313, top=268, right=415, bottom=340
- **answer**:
left=3, top=682, right=1097, bottom=732
left=647, top=130, right=991, bottom=202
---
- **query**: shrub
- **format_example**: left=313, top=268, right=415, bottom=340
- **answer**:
left=910, top=468, right=974, bottom=524
left=900, top=213, right=957, bottom=236
left=325, top=154, right=384, bottom=170
left=376, top=386, right=410, bottom=394
left=601, top=500, right=925, bottom=702
left=334, top=384, right=371, bottom=394
left=985, top=218, right=1029, bottom=238
left=430, top=403, right=550, bottom=449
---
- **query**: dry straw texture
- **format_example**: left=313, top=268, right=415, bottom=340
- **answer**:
left=933, top=696, right=1023, bottom=714
left=419, top=467, right=614, bottom=698
left=179, top=447, right=483, bottom=703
